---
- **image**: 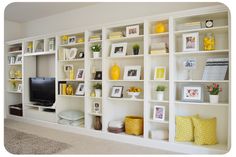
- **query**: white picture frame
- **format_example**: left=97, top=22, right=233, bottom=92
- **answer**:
left=66, top=48, right=77, bottom=60
left=126, top=25, right=139, bottom=37
left=63, top=64, right=74, bottom=72
left=15, top=55, right=22, bottom=64
left=110, top=86, right=124, bottom=98
left=75, top=69, right=84, bottom=81
left=154, top=66, right=166, bottom=80
left=183, top=58, right=196, bottom=70
left=68, top=36, right=76, bottom=44
left=123, top=66, right=141, bottom=80
left=17, top=84, right=22, bottom=92
left=182, top=32, right=199, bottom=52
left=153, top=105, right=165, bottom=121
left=9, top=56, right=16, bottom=64
left=181, top=84, right=204, bottom=102
left=110, top=43, right=127, bottom=57
left=93, top=102, right=101, bottom=114
left=75, top=83, right=85, bottom=96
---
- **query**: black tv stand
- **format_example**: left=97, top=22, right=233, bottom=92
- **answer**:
left=33, top=103, right=53, bottom=107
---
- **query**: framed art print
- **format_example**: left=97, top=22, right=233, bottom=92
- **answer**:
left=182, top=32, right=199, bottom=52
left=181, top=84, right=204, bottom=102
left=153, top=105, right=165, bottom=121
left=154, top=66, right=166, bottom=80
left=126, top=25, right=139, bottom=37
left=110, top=43, right=127, bottom=57
left=110, top=86, right=124, bottom=98
left=123, top=66, right=141, bottom=80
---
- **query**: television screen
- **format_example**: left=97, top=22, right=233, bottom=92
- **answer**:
left=29, top=77, right=55, bottom=106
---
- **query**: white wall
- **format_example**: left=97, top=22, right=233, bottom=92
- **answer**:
left=4, top=20, right=23, bottom=41
left=21, top=2, right=220, bottom=37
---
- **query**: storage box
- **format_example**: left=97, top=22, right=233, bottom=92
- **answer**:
left=125, top=116, right=143, bottom=136
left=9, top=104, right=22, bottom=116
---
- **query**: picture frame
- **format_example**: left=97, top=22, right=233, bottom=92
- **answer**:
left=68, top=36, right=76, bottom=44
left=15, top=55, right=22, bottom=64
left=63, top=64, right=74, bottom=72
left=153, top=105, right=165, bottom=121
left=110, top=86, right=124, bottom=98
left=110, top=43, right=127, bottom=57
left=94, top=71, right=102, bottom=80
left=181, top=84, right=204, bottom=102
left=93, top=102, right=101, bottom=114
left=17, top=84, right=22, bottom=92
left=154, top=66, right=166, bottom=80
left=126, top=25, right=139, bottom=37
left=123, top=65, right=141, bottom=80
left=75, top=69, right=85, bottom=81
left=75, top=83, right=85, bottom=96
left=182, top=32, right=199, bottom=52
left=66, top=48, right=77, bottom=60
left=9, top=56, right=16, bottom=64
left=183, top=58, right=196, bottom=70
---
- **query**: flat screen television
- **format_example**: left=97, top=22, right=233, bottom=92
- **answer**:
left=29, top=77, right=55, bottom=106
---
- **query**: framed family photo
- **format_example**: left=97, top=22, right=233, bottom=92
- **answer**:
left=76, top=69, right=84, bottom=81
left=126, top=25, right=139, bottom=37
left=123, top=66, right=141, bottom=80
left=110, top=86, right=124, bottom=98
left=15, top=55, right=22, bottom=64
left=153, top=105, right=165, bottom=121
left=154, top=66, right=166, bottom=80
left=182, top=32, right=199, bottom=52
left=110, top=43, right=127, bottom=57
left=68, top=36, right=76, bottom=44
left=64, top=64, right=74, bottom=72
left=181, top=84, right=204, bottom=102
left=93, top=102, right=101, bottom=114
left=75, top=83, right=85, bottom=96
left=94, top=71, right=102, bottom=80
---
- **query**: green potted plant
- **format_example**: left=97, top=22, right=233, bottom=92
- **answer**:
left=207, top=83, right=222, bottom=104
left=91, top=44, right=102, bottom=58
left=93, top=83, right=102, bottom=97
left=132, top=44, right=140, bottom=55
left=156, top=85, right=165, bottom=101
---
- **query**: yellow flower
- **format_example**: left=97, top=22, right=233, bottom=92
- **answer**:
left=62, top=35, right=68, bottom=41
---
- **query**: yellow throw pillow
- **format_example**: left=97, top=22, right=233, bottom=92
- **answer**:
left=192, top=117, right=217, bottom=145
left=175, top=115, right=198, bottom=142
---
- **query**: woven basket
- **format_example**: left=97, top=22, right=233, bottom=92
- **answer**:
left=125, top=116, right=143, bottom=135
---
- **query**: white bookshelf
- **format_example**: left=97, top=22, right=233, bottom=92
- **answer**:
left=4, top=5, right=230, bottom=154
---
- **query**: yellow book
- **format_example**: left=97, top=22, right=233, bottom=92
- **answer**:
left=62, top=84, right=67, bottom=95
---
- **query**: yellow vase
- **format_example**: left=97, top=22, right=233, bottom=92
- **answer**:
left=66, top=85, right=74, bottom=95
left=155, top=23, right=165, bottom=33
left=110, top=64, right=120, bottom=80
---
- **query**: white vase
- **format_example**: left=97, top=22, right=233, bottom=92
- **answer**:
left=209, top=95, right=219, bottom=104
left=93, top=52, right=100, bottom=58
left=95, top=89, right=102, bottom=97
left=156, top=91, right=164, bottom=101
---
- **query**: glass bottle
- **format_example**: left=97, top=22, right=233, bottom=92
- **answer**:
left=203, top=32, right=215, bottom=51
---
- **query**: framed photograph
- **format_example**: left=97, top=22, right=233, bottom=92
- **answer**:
left=126, top=25, right=139, bottom=37
left=15, top=55, right=22, bottom=64
left=76, top=69, right=84, bottom=81
left=66, top=48, right=77, bottom=60
left=93, top=102, right=101, bottom=114
left=154, top=66, right=166, bottom=80
left=153, top=105, right=165, bottom=121
left=17, top=84, right=22, bottom=92
left=94, top=71, right=102, bottom=80
left=182, top=32, right=199, bottom=52
left=110, top=43, right=127, bottom=57
left=63, top=64, right=74, bottom=72
left=181, top=84, right=204, bottom=102
left=68, top=36, right=76, bottom=44
left=183, top=58, right=196, bottom=70
left=75, top=83, right=85, bottom=96
left=110, top=86, right=124, bottom=98
left=123, top=66, right=141, bottom=80
left=9, top=56, right=16, bottom=64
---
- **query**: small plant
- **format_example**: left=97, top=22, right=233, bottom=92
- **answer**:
left=156, top=85, right=165, bottom=92
left=132, top=44, right=140, bottom=50
left=91, top=44, right=102, bottom=52
left=93, top=83, right=102, bottom=90
left=207, top=83, right=222, bottom=95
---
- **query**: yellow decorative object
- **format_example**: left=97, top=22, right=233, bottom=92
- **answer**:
left=90, top=91, right=95, bottom=97
left=125, top=116, right=143, bottom=136
left=69, top=70, right=74, bottom=80
left=28, top=42, right=33, bottom=49
left=175, top=115, right=199, bottom=142
left=15, top=70, right=22, bottom=79
left=77, top=38, right=84, bottom=43
left=192, top=117, right=217, bottom=145
left=110, top=64, right=120, bottom=80
left=155, top=22, right=166, bottom=33
left=62, top=84, right=67, bottom=95
left=66, top=84, right=74, bottom=95
left=203, top=32, right=215, bottom=51
left=127, top=86, right=142, bottom=92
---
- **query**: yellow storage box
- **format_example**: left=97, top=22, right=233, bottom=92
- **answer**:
left=125, top=116, right=143, bottom=136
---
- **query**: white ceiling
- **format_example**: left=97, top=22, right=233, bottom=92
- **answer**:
left=5, top=2, right=97, bottom=23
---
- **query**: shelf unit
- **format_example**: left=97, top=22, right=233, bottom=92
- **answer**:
left=4, top=5, right=230, bottom=154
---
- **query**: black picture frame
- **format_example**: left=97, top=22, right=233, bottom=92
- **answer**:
left=94, top=71, right=102, bottom=80
left=110, top=86, right=124, bottom=98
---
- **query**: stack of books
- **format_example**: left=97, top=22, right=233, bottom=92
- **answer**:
left=150, top=42, right=168, bottom=54
left=109, top=31, right=123, bottom=39
left=89, top=34, right=101, bottom=41
left=176, top=21, right=201, bottom=30
left=58, top=81, right=67, bottom=95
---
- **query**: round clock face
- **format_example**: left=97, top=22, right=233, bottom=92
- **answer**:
left=206, top=20, right=213, bottom=28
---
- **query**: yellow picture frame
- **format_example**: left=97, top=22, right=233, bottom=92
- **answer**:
left=154, top=66, right=166, bottom=80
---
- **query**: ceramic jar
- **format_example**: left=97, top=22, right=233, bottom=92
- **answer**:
left=155, top=22, right=165, bottom=33
left=66, top=85, right=73, bottom=95
left=209, top=95, right=219, bottom=104
left=110, top=64, right=120, bottom=80
left=156, top=91, right=164, bottom=101
left=204, top=32, right=215, bottom=51
left=94, top=116, right=102, bottom=130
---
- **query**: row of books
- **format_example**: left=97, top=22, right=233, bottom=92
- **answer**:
left=58, top=82, right=67, bottom=95
left=176, top=21, right=201, bottom=31
left=150, top=42, right=169, bottom=54
left=89, top=34, right=101, bottom=41
left=109, top=31, right=124, bottom=39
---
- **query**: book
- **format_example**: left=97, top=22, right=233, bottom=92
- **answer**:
left=202, top=58, right=228, bottom=80
left=151, top=42, right=167, bottom=50
left=150, top=49, right=168, bottom=54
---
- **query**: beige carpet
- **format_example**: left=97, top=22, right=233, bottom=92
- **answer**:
left=4, top=119, right=176, bottom=154
left=4, top=127, right=71, bottom=154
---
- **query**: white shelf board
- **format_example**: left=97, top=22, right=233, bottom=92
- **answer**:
left=88, top=112, right=102, bottom=116
left=58, top=79, right=84, bottom=82
left=175, top=49, right=229, bottom=55
left=175, top=101, right=229, bottom=107
left=7, top=91, right=22, bottom=94
left=89, top=79, right=102, bottom=82
left=8, top=63, right=22, bottom=66
left=149, top=80, right=169, bottom=83
left=90, top=57, right=102, bottom=60
left=149, top=119, right=169, bottom=124
left=149, top=32, right=169, bottom=37
left=107, top=97, right=144, bottom=102
left=8, top=50, right=22, bottom=54
left=107, top=54, right=144, bottom=59
left=59, top=58, right=84, bottom=62
left=108, top=80, right=144, bottom=82
left=59, top=42, right=84, bottom=47
left=149, top=100, right=169, bottom=103
left=88, top=40, right=102, bottom=44
left=24, top=104, right=56, bottom=109
left=57, top=95, right=85, bottom=98
left=174, top=80, right=229, bottom=83
left=107, top=131, right=143, bottom=139
left=148, top=53, right=169, bottom=57
left=89, top=97, right=102, bottom=99
left=174, top=25, right=228, bottom=34
left=107, top=35, right=144, bottom=42
left=24, top=51, right=55, bottom=56
left=8, top=79, right=22, bottom=81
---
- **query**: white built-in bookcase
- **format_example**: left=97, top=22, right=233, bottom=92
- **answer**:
left=4, top=5, right=230, bottom=154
